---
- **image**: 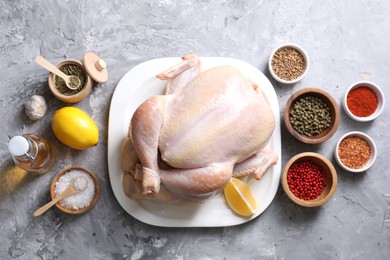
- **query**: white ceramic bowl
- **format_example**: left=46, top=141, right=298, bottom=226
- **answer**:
left=343, top=81, right=385, bottom=122
left=268, top=43, right=309, bottom=84
left=335, top=131, right=377, bottom=173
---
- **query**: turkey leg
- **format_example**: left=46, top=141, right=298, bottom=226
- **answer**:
left=131, top=96, right=168, bottom=194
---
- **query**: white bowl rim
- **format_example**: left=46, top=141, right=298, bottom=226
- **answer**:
left=343, top=80, right=385, bottom=122
left=334, top=131, right=377, bottom=172
left=268, top=43, right=309, bottom=84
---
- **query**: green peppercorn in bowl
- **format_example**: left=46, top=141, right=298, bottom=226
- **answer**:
left=335, top=131, right=377, bottom=173
left=268, top=43, right=309, bottom=84
left=281, top=152, right=338, bottom=207
left=284, top=88, right=340, bottom=144
left=343, top=81, right=385, bottom=122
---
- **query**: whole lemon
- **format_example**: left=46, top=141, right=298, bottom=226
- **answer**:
left=52, top=106, right=99, bottom=150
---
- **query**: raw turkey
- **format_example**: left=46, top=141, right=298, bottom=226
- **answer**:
left=121, top=54, right=278, bottom=201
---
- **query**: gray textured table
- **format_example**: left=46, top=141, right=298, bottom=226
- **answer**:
left=1, top=1, right=389, bottom=259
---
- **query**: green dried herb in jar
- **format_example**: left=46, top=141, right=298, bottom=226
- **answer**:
left=55, top=64, right=86, bottom=96
left=290, top=96, right=332, bottom=136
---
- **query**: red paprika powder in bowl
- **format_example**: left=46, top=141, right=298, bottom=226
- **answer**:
left=343, top=81, right=385, bottom=122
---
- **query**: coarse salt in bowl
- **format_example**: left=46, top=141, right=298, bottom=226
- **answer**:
left=335, top=131, right=377, bottom=173
left=343, top=81, right=385, bottom=122
left=50, top=166, right=100, bottom=215
left=268, top=43, right=309, bottom=84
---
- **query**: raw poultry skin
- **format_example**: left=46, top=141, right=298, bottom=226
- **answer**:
left=122, top=54, right=278, bottom=201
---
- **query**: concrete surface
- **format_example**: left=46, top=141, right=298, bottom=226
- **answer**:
left=1, top=0, right=389, bottom=259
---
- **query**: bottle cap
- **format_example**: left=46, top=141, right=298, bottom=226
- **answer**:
left=8, top=136, right=29, bottom=157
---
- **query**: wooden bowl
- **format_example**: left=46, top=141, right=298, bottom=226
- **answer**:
left=48, top=59, right=93, bottom=103
left=284, top=88, right=340, bottom=144
left=281, top=152, right=338, bottom=207
left=50, top=166, right=100, bottom=215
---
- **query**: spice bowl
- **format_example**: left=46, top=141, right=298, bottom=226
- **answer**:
left=343, top=81, right=385, bottom=122
left=335, top=131, right=377, bottom=173
left=281, top=152, right=338, bottom=207
left=50, top=166, right=100, bottom=215
left=268, top=43, right=309, bottom=84
left=284, top=87, right=340, bottom=144
left=48, top=59, right=93, bottom=103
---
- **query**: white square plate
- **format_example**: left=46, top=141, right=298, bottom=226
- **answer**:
left=108, top=57, right=281, bottom=227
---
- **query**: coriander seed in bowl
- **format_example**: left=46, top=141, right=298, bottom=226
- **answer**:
left=268, top=43, right=309, bottom=84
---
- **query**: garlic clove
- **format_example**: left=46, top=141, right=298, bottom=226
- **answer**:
left=24, top=95, right=47, bottom=121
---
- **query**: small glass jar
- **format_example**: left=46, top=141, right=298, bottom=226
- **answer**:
left=8, top=133, right=56, bottom=174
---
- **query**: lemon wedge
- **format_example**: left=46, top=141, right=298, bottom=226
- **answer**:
left=224, top=177, right=257, bottom=217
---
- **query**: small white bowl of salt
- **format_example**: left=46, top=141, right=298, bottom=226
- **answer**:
left=50, top=166, right=100, bottom=215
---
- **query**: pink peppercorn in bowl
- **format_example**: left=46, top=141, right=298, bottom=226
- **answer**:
left=343, top=81, right=385, bottom=122
left=50, top=166, right=100, bottom=215
left=268, top=43, right=309, bottom=84
left=335, top=131, right=377, bottom=173
left=281, top=152, right=338, bottom=207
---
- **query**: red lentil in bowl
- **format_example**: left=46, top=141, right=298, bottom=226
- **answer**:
left=335, top=131, right=377, bottom=172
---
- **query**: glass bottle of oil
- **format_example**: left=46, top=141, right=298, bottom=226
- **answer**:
left=8, top=133, right=56, bottom=174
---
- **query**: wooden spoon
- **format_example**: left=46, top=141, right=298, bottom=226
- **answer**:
left=35, top=56, right=80, bottom=90
left=33, top=177, right=86, bottom=217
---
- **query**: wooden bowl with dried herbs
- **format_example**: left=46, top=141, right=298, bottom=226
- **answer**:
left=284, top=88, right=340, bottom=144
left=48, top=59, right=93, bottom=103
left=335, top=131, right=377, bottom=173
left=268, top=43, right=309, bottom=84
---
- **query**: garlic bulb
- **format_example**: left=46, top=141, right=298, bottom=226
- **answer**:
left=25, top=95, right=47, bottom=121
